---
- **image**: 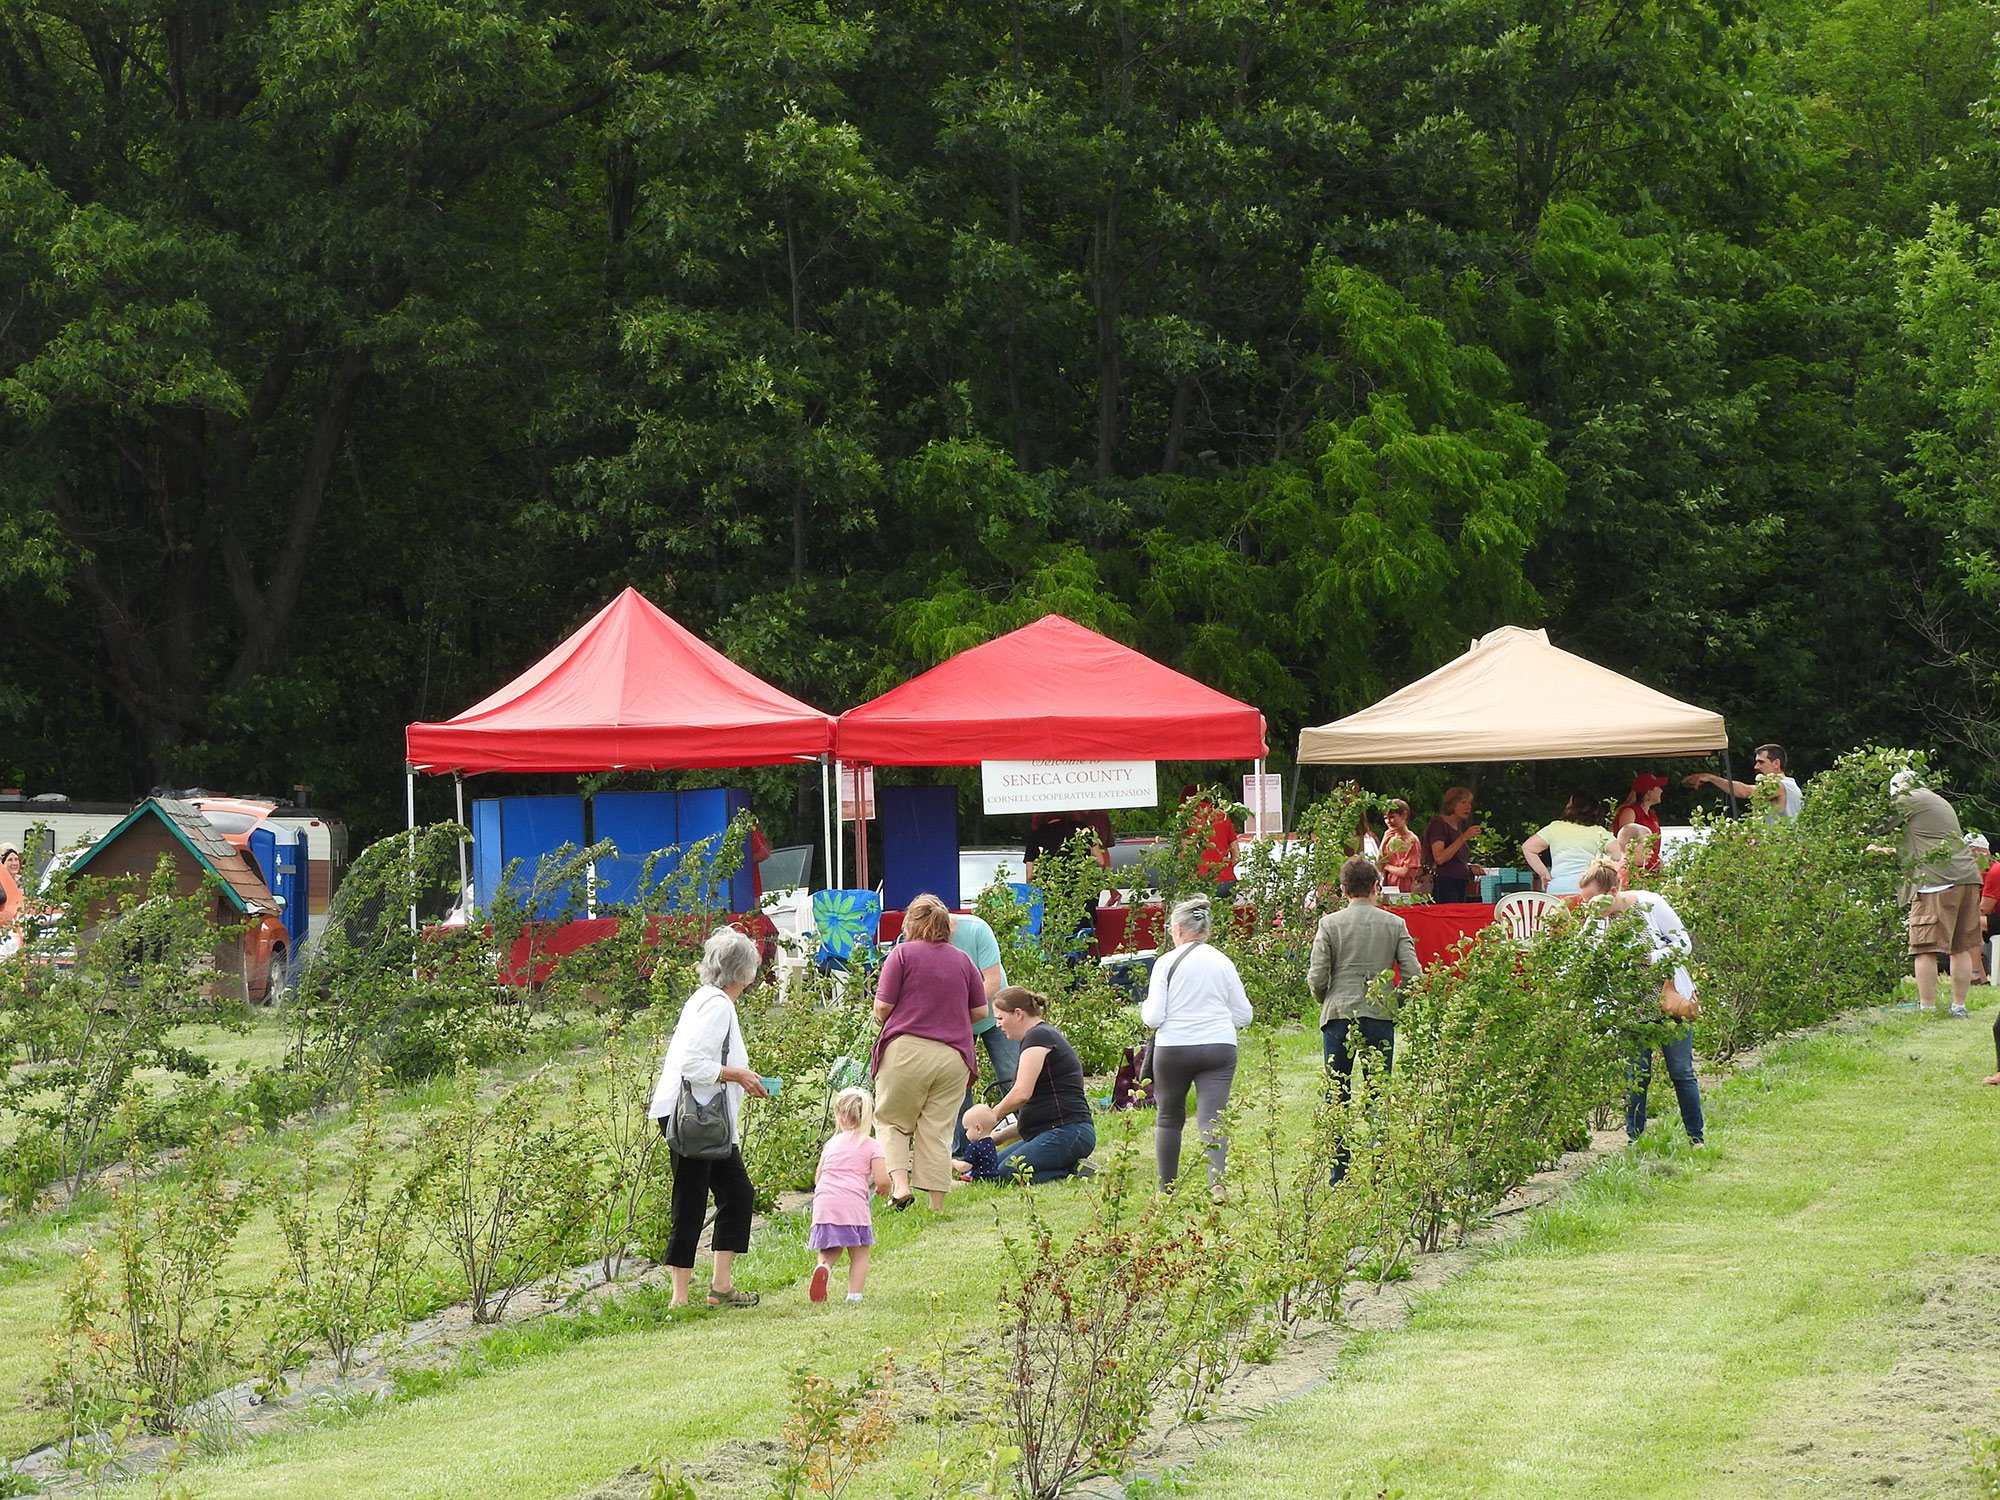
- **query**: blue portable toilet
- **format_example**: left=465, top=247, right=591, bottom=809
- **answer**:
left=247, top=824, right=309, bottom=956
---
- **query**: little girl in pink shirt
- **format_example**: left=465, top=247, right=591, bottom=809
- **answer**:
left=809, top=1088, right=890, bottom=1303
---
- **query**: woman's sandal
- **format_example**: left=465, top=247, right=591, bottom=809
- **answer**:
left=707, top=1286, right=760, bottom=1308
left=889, top=1193, right=916, bottom=1211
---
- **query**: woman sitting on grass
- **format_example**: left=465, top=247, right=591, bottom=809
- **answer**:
left=986, top=987, right=1097, bottom=1183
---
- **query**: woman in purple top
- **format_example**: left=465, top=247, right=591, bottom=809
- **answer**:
left=872, top=893, right=987, bottom=1210
left=1424, top=786, right=1486, bottom=904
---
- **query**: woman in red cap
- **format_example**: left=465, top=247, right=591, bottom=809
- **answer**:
left=1614, top=774, right=1669, bottom=871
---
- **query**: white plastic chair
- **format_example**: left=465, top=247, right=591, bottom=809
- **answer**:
left=1493, top=890, right=1563, bottom=944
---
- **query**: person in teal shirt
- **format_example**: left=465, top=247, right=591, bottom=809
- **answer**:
left=948, top=911, right=1012, bottom=1155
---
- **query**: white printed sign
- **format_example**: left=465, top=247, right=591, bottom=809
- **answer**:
left=981, top=759, right=1158, bottom=814
left=1243, top=772, right=1283, bottom=836
left=839, top=764, right=876, bottom=820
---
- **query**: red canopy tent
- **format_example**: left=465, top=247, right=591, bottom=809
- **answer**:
left=406, top=587, right=834, bottom=773
left=832, top=615, right=1267, bottom=766
left=831, top=615, right=1268, bottom=889
left=403, top=588, right=837, bottom=907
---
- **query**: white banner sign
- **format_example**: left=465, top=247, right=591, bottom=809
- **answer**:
left=839, top=764, right=876, bottom=821
left=1243, top=772, right=1283, bottom=836
left=981, top=759, right=1158, bottom=814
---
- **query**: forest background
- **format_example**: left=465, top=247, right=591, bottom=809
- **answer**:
left=8, top=0, right=2000, bottom=845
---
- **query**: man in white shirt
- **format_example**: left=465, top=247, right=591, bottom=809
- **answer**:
left=1684, top=742, right=1802, bottom=821
left=1578, top=861, right=1705, bottom=1147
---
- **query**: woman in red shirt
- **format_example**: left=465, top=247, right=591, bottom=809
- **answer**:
left=1613, top=774, right=1669, bottom=871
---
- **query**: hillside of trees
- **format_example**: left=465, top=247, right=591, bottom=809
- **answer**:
left=4, top=0, right=2000, bottom=838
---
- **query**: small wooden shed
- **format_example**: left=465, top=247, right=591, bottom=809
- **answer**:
left=68, top=797, right=281, bottom=996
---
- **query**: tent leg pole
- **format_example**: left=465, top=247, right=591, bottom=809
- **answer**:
left=1253, top=757, right=1266, bottom=839
left=405, top=767, right=418, bottom=935
left=1286, top=764, right=1302, bottom=837
left=819, top=756, right=833, bottom=893
left=833, top=758, right=845, bottom=888
left=1721, top=746, right=1740, bottom=817
left=454, top=774, right=467, bottom=904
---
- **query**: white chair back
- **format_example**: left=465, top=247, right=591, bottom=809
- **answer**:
left=1493, top=890, right=1564, bottom=943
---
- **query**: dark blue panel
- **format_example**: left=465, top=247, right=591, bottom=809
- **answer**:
left=881, top=785, right=959, bottom=911
left=593, top=792, right=678, bottom=907
left=723, top=786, right=751, bottom=912
left=499, top=795, right=586, bottom=920
left=666, top=788, right=753, bottom=912
left=472, top=799, right=505, bottom=913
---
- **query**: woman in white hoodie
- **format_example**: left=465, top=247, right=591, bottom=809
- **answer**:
left=1140, top=896, right=1253, bottom=1194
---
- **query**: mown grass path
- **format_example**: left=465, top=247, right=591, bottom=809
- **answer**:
left=75, top=1005, right=2000, bottom=1499
left=1175, top=1004, right=2000, bottom=1500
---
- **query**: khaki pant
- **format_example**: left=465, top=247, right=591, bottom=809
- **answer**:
left=874, top=1034, right=970, bottom=1195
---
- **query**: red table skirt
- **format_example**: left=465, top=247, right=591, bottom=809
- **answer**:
left=852, top=899, right=1494, bottom=971
left=1094, top=901, right=1494, bottom=967
left=499, top=912, right=775, bottom=986
left=1391, top=902, right=1496, bottom=968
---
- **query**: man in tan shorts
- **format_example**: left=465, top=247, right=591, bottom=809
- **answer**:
left=1889, top=769, right=1984, bottom=1017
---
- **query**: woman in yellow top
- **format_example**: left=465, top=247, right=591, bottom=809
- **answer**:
left=1523, top=793, right=1614, bottom=896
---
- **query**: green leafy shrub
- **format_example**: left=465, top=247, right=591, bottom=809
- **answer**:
left=773, top=1352, right=899, bottom=1500
left=1358, top=912, right=1652, bottom=1255
left=0, top=857, right=250, bottom=1196
left=978, top=842, right=1143, bottom=1074
left=1225, top=783, right=1381, bottom=1020
left=734, top=966, right=877, bottom=1204
left=1228, top=1035, right=1365, bottom=1325
left=994, top=1140, right=1247, bottom=1500
left=1665, top=745, right=1908, bottom=1056
left=575, top=1014, right=673, bottom=1279
left=288, top=824, right=527, bottom=1093
left=46, top=1122, right=255, bottom=1435
left=415, top=1065, right=596, bottom=1323
left=267, top=1071, right=420, bottom=1376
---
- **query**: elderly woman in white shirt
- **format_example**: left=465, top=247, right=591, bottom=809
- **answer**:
left=1140, top=895, right=1253, bottom=1195
left=649, top=927, right=771, bottom=1309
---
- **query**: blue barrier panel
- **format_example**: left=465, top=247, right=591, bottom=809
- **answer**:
left=593, top=791, right=678, bottom=906
left=880, top=784, right=958, bottom=911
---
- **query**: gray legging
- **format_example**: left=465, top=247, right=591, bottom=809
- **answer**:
left=1152, top=1042, right=1238, bottom=1187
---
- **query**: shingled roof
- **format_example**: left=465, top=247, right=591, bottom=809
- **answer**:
left=71, top=797, right=279, bottom=915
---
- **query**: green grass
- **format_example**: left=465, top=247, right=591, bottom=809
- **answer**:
left=9, top=1003, right=1994, bottom=1499
left=0, top=1009, right=621, bottom=1457
left=1172, top=1003, right=2000, bottom=1500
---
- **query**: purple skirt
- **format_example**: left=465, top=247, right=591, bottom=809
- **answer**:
left=807, top=1221, right=874, bottom=1250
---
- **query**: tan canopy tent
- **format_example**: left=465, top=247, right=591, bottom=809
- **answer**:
left=1297, top=626, right=1728, bottom=764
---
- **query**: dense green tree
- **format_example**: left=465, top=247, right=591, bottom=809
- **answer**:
left=0, top=0, right=1991, bottom=840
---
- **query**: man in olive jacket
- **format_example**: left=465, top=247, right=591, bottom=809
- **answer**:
left=1308, top=856, right=1421, bottom=1183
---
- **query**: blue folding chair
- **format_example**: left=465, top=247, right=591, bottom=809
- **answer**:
left=812, top=889, right=884, bottom=972
left=1003, top=882, right=1045, bottom=938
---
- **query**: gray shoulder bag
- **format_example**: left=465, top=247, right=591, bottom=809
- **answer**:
left=669, top=1007, right=739, bottom=1160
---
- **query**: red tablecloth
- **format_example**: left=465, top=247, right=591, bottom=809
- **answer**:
left=1390, top=902, right=1495, bottom=967
left=499, top=912, right=773, bottom=986
left=880, top=899, right=1495, bottom=967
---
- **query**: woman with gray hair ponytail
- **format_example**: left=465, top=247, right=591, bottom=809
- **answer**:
left=1167, top=896, right=1213, bottom=941
left=649, top=927, right=771, bottom=1308
left=1140, top=896, right=1252, bottom=1197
